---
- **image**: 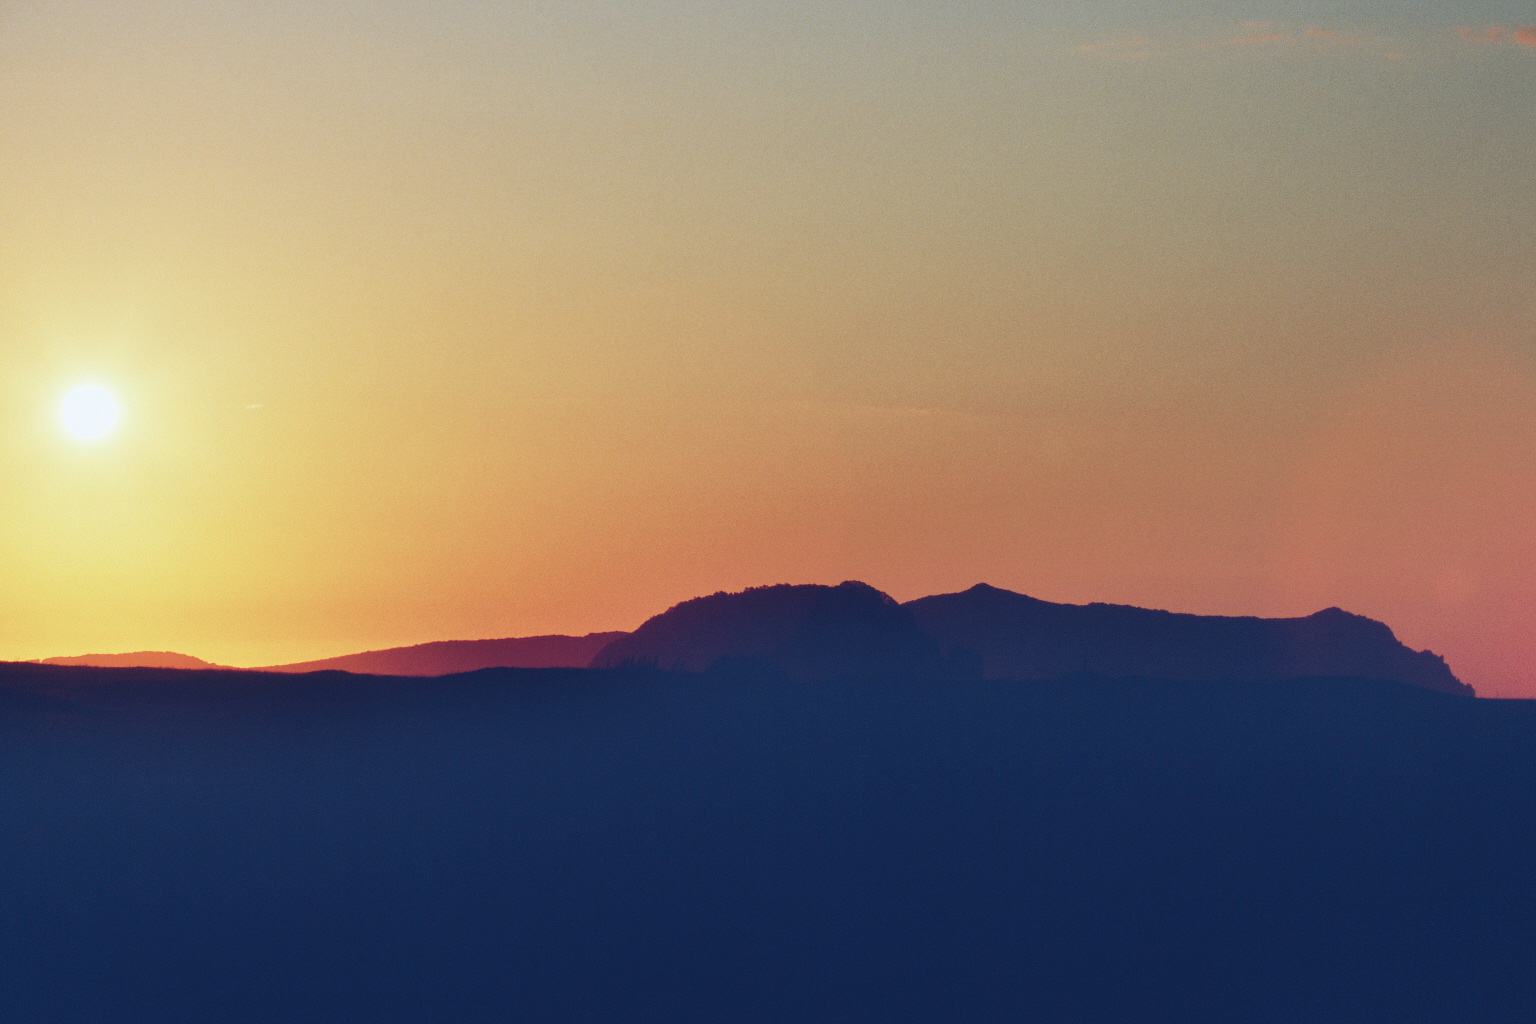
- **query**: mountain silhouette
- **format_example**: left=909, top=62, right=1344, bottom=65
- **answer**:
left=34, top=585, right=1466, bottom=695
left=905, top=583, right=1470, bottom=695
left=591, top=581, right=946, bottom=679
left=39, top=651, right=228, bottom=670
left=257, top=633, right=628, bottom=676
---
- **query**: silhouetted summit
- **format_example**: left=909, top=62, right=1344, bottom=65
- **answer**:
left=591, top=581, right=945, bottom=680
left=258, top=633, right=628, bottom=676
left=905, top=583, right=1471, bottom=695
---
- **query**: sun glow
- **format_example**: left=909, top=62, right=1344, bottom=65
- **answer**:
left=59, top=384, right=121, bottom=442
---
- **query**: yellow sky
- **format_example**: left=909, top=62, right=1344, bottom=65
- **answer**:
left=2, top=2, right=1534, bottom=691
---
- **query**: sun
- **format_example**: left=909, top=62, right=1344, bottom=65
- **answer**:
left=59, top=384, right=121, bottom=441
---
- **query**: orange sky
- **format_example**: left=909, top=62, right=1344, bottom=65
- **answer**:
left=2, top=3, right=1534, bottom=692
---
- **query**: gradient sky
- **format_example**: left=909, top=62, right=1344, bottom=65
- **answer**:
left=2, top=1, right=1533, bottom=692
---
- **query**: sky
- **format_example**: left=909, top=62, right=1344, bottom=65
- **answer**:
left=1, top=1, right=1533, bottom=692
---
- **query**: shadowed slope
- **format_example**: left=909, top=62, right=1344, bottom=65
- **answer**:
left=257, top=633, right=628, bottom=676
left=592, top=581, right=945, bottom=680
left=905, top=583, right=1470, bottom=695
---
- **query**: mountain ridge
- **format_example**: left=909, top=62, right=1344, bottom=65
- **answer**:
left=592, top=581, right=947, bottom=680
left=904, top=583, right=1469, bottom=695
left=254, top=632, right=629, bottom=676
left=36, top=634, right=629, bottom=677
left=31, top=583, right=1469, bottom=695
left=39, top=651, right=229, bottom=671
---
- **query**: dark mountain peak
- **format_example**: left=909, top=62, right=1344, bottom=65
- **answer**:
left=1307, top=606, right=1379, bottom=628
left=905, top=585, right=1469, bottom=696
left=591, top=582, right=943, bottom=679
left=835, top=579, right=897, bottom=603
left=1299, top=605, right=1397, bottom=639
left=1305, top=606, right=1397, bottom=636
left=957, top=582, right=1057, bottom=607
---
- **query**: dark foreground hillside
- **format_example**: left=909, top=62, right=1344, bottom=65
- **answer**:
left=3, top=662, right=1535, bottom=1023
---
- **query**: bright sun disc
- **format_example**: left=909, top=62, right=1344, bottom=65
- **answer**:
left=60, top=384, right=121, bottom=441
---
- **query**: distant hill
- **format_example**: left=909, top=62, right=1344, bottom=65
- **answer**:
left=591, top=581, right=947, bottom=680
left=905, top=583, right=1471, bottom=696
left=257, top=633, right=629, bottom=676
left=39, top=651, right=228, bottom=671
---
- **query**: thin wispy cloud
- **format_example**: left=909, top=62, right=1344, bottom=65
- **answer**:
left=1073, top=36, right=1154, bottom=60
left=1305, top=28, right=1364, bottom=46
left=1074, top=18, right=1536, bottom=62
left=1073, top=21, right=1397, bottom=62
left=1454, top=25, right=1506, bottom=43
left=1225, top=32, right=1293, bottom=47
left=1454, top=24, right=1536, bottom=49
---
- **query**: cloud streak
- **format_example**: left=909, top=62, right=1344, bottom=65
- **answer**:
left=1305, top=28, right=1363, bottom=46
left=1226, top=32, right=1293, bottom=46
left=1454, top=24, right=1536, bottom=48
left=1074, top=36, right=1154, bottom=60
left=1074, top=21, right=1398, bottom=61
left=1075, top=19, right=1533, bottom=62
left=1454, top=25, right=1506, bottom=43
